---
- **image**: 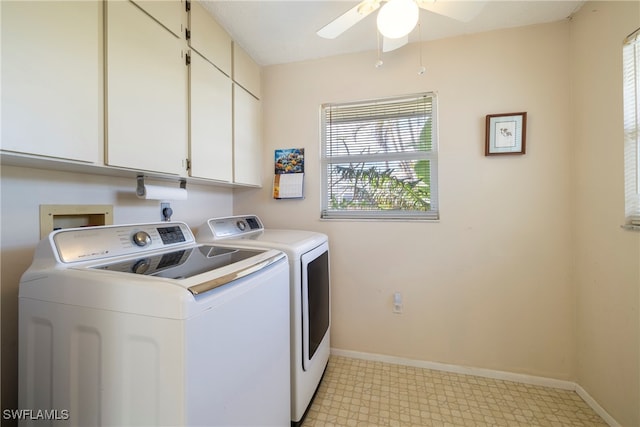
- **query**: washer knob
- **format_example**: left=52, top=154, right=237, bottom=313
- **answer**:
left=236, top=221, right=246, bottom=231
left=132, top=231, right=151, bottom=247
left=132, top=259, right=151, bottom=274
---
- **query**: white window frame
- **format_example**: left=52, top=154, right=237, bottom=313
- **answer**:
left=320, top=93, right=438, bottom=221
left=624, top=28, right=640, bottom=225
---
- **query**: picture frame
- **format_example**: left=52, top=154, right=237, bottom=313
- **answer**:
left=485, top=112, right=527, bottom=156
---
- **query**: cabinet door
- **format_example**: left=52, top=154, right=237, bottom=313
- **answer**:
left=1, top=1, right=102, bottom=163
left=233, top=43, right=261, bottom=99
left=188, top=0, right=231, bottom=76
left=233, top=85, right=262, bottom=186
left=189, top=52, right=232, bottom=182
left=132, top=0, right=184, bottom=38
left=106, top=0, right=188, bottom=175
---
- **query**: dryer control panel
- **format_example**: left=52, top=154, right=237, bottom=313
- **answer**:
left=203, top=215, right=264, bottom=240
left=51, top=222, right=194, bottom=263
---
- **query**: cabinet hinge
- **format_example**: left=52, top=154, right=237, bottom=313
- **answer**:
left=185, top=52, right=191, bottom=66
left=185, top=0, right=191, bottom=12
left=186, top=158, right=191, bottom=171
left=185, top=28, right=191, bottom=40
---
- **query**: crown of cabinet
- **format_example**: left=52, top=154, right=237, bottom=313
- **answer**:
left=132, top=0, right=185, bottom=38
left=233, top=43, right=261, bottom=99
left=188, top=0, right=232, bottom=77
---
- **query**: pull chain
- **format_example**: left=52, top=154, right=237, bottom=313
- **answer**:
left=417, top=21, right=426, bottom=75
left=375, top=30, right=384, bottom=68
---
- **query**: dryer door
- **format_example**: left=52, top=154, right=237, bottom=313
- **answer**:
left=301, top=241, right=330, bottom=370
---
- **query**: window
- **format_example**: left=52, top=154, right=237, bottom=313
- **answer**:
left=624, top=28, right=640, bottom=225
left=321, top=93, right=438, bottom=220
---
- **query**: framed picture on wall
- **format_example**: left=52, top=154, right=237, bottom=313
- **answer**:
left=485, top=112, right=527, bottom=156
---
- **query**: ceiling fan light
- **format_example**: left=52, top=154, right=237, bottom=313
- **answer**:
left=377, top=0, right=419, bottom=39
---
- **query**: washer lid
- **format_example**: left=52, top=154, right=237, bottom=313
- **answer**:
left=91, top=245, right=267, bottom=280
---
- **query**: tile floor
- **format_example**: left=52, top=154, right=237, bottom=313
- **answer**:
left=301, top=356, right=608, bottom=427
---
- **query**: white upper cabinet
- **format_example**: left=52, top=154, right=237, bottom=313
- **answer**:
left=188, top=0, right=232, bottom=76
left=232, top=43, right=262, bottom=186
left=1, top=1, right=103, bottom=163
left=106, top=0, right=188, bottom=176
left=189, top=51, right=233, bottom=182
left=233, top=85, right=262, bottom=186
left=233, top=43, right=261, bottom=99
left=132, top=0, right=185, bottom=38
left=2, top=0, right=262, bottom=187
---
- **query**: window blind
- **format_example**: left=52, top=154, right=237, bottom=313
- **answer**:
left=321, top=93, right=438, bottom=220
left=623, top=28, right=640, bottom=224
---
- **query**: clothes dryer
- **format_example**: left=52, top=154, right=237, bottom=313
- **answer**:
left=197, top=215, right=330, bottom=426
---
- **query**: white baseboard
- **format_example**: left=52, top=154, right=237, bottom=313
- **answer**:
left=575, top=384, right=621, bottom=427
left=330, top=348, right=620, bottom=427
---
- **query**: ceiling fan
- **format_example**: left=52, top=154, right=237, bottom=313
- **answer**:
left=317, top=0, right=486, bottom=52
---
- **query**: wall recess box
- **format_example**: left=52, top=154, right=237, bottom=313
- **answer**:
left=40, top=204, right=114, bottom=239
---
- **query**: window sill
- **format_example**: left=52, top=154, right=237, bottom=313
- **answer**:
left=320, top=217, right=440, bottom=223
left=621, top=224, right=640, bottom=231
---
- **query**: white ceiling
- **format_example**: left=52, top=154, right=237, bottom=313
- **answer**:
left=201, top=1, right=586, bottom=66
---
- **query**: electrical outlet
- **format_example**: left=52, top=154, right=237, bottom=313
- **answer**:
left=393, top=292, right=403, bottom=314
left=161, top=202, right=172, bottom=221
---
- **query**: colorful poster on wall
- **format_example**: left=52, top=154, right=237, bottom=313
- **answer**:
left=273, top=148, right=304, bottom=199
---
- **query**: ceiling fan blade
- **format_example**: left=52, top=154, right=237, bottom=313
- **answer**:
left=317, top=0, right=380, bottom=39
left=382, top=35, right=408, bottom=52
left=416, top=0, right=486, bottom=22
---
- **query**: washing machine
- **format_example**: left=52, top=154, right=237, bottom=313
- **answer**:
left=196, top=215, right=330, bottom=426
left=19, top=221, right=290, bottom=426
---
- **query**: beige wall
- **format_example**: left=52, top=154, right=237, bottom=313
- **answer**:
left=235, top=4, right=640, bottom=425
left=571, top=2, right=640, bottom=426
left=0, top=166, right=233, bottom=415
left=236, top=22, right=575, bottom=379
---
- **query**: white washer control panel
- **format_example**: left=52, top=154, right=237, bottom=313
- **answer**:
left=51, top=222, right=194, bottom=263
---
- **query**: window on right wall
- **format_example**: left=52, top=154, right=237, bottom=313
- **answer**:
left=623, top=28, right=640, bottom=225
